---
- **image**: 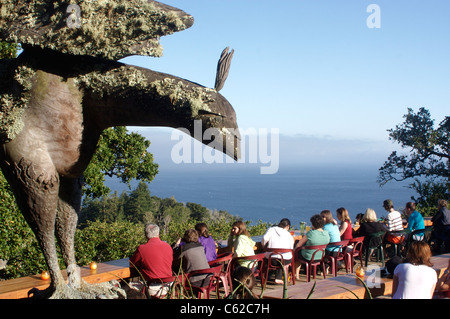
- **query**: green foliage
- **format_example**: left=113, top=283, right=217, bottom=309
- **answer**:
left=379, top=107, right=450, bottom=216
left=0, top=173, right=48, bottom=279
left=0, top=42, right=19, bottom=59
left=83, top=127, right=159, bottom=199
left=1, top=169, right=269, bottom=280
left=412, top=179, right=450, bottom=216
left=75, top=220, right=145, bottom=267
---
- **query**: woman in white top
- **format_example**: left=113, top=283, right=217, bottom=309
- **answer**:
left=392, top=241, right=437, bottom=299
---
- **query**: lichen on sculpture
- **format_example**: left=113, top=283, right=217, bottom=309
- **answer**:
left=0, top=0, right=192, bottom=60
left=0, top=61, right=36, bottom=142
left=0, top=0, right=239, bottom=299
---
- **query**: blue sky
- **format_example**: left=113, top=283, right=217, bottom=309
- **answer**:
left=121, top=0, right=450, bottom=168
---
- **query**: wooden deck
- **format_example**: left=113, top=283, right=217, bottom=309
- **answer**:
left=0, top=259, right=131, bottom=299
left=2, top=253, right=448, bottom=299
left=261, top=253, right=450, bottom=299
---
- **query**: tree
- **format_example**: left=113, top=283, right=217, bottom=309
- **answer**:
left=83, top=127, right=159, bottom=199
left=123, top=181, right=154, bottom=224
left=187, top=202, right=210, bottom=220
left=0, top=42, right=20, bottom=59
left=378, top=107, right=449, bottom=215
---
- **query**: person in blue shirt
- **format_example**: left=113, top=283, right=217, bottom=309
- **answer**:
left=320, top=210, right=344, bottom=271
left=404, top=202, right=425, bottom=240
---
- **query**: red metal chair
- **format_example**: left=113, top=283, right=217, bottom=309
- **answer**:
left=262, top=248, right=295, bottom=286
left=185, top=265, right=223, bottom=299
left=208, top=252, right=233, bottom=298
left=324, top=240, right=350, bottom=277
left=347, top=236, right=364, bottom=273
left=230, top=253, right=266, bottom=290
left=294, top=244, right=328, bottom=282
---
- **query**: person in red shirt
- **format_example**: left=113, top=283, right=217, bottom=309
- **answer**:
left=129, top=223, right=173, bottom=297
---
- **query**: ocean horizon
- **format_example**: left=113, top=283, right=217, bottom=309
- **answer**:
left=104, top=162, right=414, bottom=229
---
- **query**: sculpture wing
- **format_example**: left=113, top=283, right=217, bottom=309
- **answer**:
left=0, top=0, right=193, bottom=61
left=214, top=47, right=234, bottom=92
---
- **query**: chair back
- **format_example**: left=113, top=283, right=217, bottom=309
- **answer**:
left=348, top=236, right=364, bottom=254
left=367, top=231, right=386, bottom=249
left=187, top=264, right=222, bottom=280
left=264, top=248, right=294, bottom=263
left=327, top=240, right=349, bottom=255
left=208, top=252, right=233, bottom=274
left=185, top=265, right=223, bottom=298
left=230, top=253, right=266, bottom=275
left=294, top=244, right=328, bottom=262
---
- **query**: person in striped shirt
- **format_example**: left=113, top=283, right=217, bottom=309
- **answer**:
left=383, top=199, right=404, bottom=244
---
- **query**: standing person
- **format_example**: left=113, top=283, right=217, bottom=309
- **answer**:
left=195, top=222, right=217, bottom=262
left=227, top=221, right=255, bottom=268
left=336, top=207, right=353, bottom=240
left=355, top=208, right=387, bottom=250
left=172, top=229, right=210, bottom=287
left=294, top=214, right=330, bottom=279
left=404, top=202, right=425, bottom=241
left=383, top=199, right=404, bottom=245
left=431, top=199, right=450, bottom=253
left=392, top=241, right=437, bottom=299
left=261, top=218, right=294, bottom=284
left=129, top=223, right=174, bottom=296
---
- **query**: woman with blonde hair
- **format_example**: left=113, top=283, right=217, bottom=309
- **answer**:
left=355, top=208, right=387, bottom=250
left=336, top=207, right=353, bottom=240
left=227, top=221, right=255, bottom=268
left=392, top=241, right=437, bottom=299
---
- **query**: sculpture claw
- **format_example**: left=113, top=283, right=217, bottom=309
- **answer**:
left=27, top=280, right=126, bottom=299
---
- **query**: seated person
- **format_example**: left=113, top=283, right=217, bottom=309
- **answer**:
left=355, top=208, right=387, bottom=250
left=227, top=220, right=255, bottom=268
left=321, top=210, right=344, bottom=268
left=195, top=222, right=217, bottom=262
left=337, top=207, right=353, bottom=240
left=129, top=223, right=173, bottom=297
left=383, top=199, right=404, bottom=244
left=431, top=200, right=450, bottom=253
left=392, top=241, right=437, bottom=299
left=261, top=218, right=294, bottom=284
left=294, top=214, right=330, bottom=279
left=404, top=202, right=425, bottom=241
left=173, top=229, right=210, bottom=287
left=437, top=259, right=450, bottom=296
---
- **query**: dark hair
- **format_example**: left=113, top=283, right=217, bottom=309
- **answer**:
left=278, top=218, right=291, bottom=229
left=183, top=229, right=199, bottom=243
left=383, top=199, right=393, bottom=209
left=195, top=222, right=209, bottom=238
left=406, top=202, right=416, bottom=210
left=320, top=210, right=334, bottom=224
left=310, top=214, right=325, bottom=229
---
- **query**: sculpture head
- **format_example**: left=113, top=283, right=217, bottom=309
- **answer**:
left=0, top=0, right=193, bottom=60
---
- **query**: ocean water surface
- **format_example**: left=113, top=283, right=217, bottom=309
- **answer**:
left=105, top=163, right=414, bottom=229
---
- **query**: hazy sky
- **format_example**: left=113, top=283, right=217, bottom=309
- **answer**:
left=120, top=0, right=450, bottom=169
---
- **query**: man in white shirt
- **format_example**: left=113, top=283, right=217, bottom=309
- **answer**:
left=261, top=218, right=294, bottom=284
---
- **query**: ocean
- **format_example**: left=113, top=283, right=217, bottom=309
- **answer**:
left=104, top=162, right=414, bottom=229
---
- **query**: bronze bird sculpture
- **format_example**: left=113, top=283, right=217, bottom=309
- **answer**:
left=0, top=0, right=240, bottom=298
